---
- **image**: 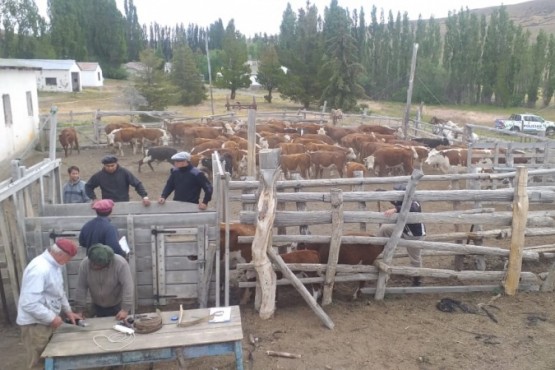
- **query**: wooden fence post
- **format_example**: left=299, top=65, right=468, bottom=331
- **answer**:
left=251, top=149, right=280, bottom=318
left=375, top=169, right=424, bottom=300
left=291, top=173, right=309, bottom=235
left=504, top=166, right=529, bottom=295
left=352, top=171, right=366, bottom=231
left=322, top=189, right=343, bottom=306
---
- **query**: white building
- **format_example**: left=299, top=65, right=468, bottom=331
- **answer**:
left=77, top=62, right=104, bottom=87
left=0, top=61, right=40, bottom=165
left=0, top=59, right=81, bottom=92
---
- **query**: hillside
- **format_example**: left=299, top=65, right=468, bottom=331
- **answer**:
left=447, top=0, right=555, bottom=38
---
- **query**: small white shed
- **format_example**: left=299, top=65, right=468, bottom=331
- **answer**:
left=0, top=60, right=41, bottom=166
left=2, top=59, right=82, bottom=93
left=77, top=62, right=104, bottom=87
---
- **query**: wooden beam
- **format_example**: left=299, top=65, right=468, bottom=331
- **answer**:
left=322, top=189, right=343, bottom=306
left=504, top=167, right=529, bottom=295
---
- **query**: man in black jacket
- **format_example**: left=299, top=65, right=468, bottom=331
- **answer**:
left=158, top=151, right=213, bottom=210
left=378, top=183, right=425, bottom=286
left=85, top=155, right=151, bottom=206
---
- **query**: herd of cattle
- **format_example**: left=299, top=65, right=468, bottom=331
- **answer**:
left=57, top=116, right=523, bottom=179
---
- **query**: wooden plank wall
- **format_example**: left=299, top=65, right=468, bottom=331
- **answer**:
left=24, top=201, right=218, bottom=307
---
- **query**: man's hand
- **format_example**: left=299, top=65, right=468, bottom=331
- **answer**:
left=142, top=197, right=151, bottom=207
left=158, top=197, right=166, bottom=204
left=51, top=316, right=64, bottom=329
left=115, top=309, right=128, bottom=321
left=198, top=202, right=207, bottom=210
left=65, top=311, right=84, bottom=325
left=384, top=208, right=397, bottom=217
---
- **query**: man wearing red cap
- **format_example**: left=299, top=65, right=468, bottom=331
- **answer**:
left=17, top=239, right=83, bottom=369
left=79, top=199, right=127, bottom=258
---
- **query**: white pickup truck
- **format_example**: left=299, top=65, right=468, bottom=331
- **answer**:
left=495, top=113, right=555, bottom=136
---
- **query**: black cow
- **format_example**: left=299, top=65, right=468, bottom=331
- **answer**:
left=412, top=137, right=451, bottom=149
left=198, top=152, right=233, bottom=177
left=138, top=146, right=178, bottom=172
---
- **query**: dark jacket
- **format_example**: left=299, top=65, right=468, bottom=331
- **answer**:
left=392, top=200, right=426, bottom=237
left=85, top=165, right=147, bottom=202
left=79, top=216, right=126, bottom=257
left=160, top=165, right=213, bottom=205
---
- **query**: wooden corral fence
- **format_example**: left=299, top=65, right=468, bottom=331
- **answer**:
left=212, top=148, right=555, bottom=329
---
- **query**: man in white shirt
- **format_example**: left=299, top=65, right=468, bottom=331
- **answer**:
left=16, top=239, right=82, bottom=369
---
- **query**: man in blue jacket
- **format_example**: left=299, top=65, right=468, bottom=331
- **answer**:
left=378, top=183, right=426, bottom=286
left=158, top=151, right=213, bottom=210
left=79, top=199, right=126, bottom=258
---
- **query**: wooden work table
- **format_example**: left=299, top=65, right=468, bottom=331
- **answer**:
left=42, top=306, right=244, bottom=369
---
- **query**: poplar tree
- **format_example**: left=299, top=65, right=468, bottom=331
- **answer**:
left=134, top=48, right=173, bottom=111
left=170, top=44, right=206, bottom=105
left=216, top=20, right=251, bottom=100
left=257, top=44, right=285, bottom=102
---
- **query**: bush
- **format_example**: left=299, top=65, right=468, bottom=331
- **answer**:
left=102, top=66, right=128, bottom=80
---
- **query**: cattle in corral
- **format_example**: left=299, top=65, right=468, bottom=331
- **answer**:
left=193, top=137, right=225, bottom=146
left=256, top=123, right=286, bottom=134
left=198, top=152, right=234, bottom=178
left=425, top=148, right=493, bottom=173
left=340, top=133, right=374, bottom=152
left=197, top=148, right=244, bottom=177
left=323, top=126, right=358, bottom=142
left=358, top=141, right=391, bottom=161
left=430, top=116, right=449, bottom=125
left=280, top=153, right=312, bottom=179
left=164, top=121, right=194, bottom=144
left=104, top=122, right=141, bottom=135
left=221, top=140, right=240, bottom=150
left=309, top=150, right=348, bottom=178
left=299, top=133, right=335, bottom=145
left=357, top=125, right=398, bottom=135
left=364, top=146, right=418, bottom=177
left=191, top=139, right=225, bottom=154
left=107, top=127, right=140, bottom=156
left=344, top=161, right=368, bottom=178
left=395, top=145, right=430, bottom=162
left=279, top=142, right=306, bottom=155
left=138, top=146, right=178, bottom=172
left=258, top=134, right=289, bottom=149
left=292, top=123, right=322, bottom=135
left=298, top=232, right=384, bottom=299
left=412, top=137, right=451, bottom=148
left=135, top=127, right=170, bottom=148
left=225, top=134, right=249, bottom=149
left=58, top=127, right=79, bottom=157
left=277, top=249, right=322, bottom=301
left=292, top=137, right=328, bottom=146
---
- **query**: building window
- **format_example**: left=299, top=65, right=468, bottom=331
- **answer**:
left=26, top=91, right=33, bottom=116
left=45, top=77, right=57, bottom=86
left=2, top=94, right=13, bottom=126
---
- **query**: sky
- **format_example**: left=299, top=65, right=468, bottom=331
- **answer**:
left=36, top=0, right=528, bottom=37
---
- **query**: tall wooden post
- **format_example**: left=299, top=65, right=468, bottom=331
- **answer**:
left=251, top=149, right=280, bottom=318
left=375, top=169, right=424, bottom=300
left=403, top=43, right=419, bottom=140
left=322, top=189, right=343, bottom=306
left=504, top=166, right=529, bottom=295
left=49, top=106, right=58, bottom=160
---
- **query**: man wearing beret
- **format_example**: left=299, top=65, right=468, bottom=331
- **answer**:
left=79, top=199, right=127, bottom=258
left=158, top=151, right=213, bottom=210
left=85, top=155, right=151, bottom=206
left=74, top=244, right=134, bottom=320
left=17, top=239, right=83, bottom=369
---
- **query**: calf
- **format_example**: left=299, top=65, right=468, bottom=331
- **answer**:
left=280, top=153, right=311, bottom=179
left=58, top=127, right=79, bottom=157
left=138, top=146, right=177, bottom=172
left=298, top=232, right=384, bottom=299
left=425, top=148, right=492, bottom=174
left=277, top=249, right=322, bottom=301
left=107, top=127, right=140, bottom=156
left=198, top=152, right=234, bottom=178
left=344, top=161, right=368, bottom=178
left=309, top=151, right=348, bottom=178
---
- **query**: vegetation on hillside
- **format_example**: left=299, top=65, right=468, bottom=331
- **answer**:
left=1, top=0, right=555, bottom=112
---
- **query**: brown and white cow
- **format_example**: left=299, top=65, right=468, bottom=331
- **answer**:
left=364, top=146, right=418, bottom=177
left=107, top=127, right=140, bottom=156
left=280, top=153, right=312, bottom=179
left=425, top=148, right=492, bottom=174
left=309, top=151, right=348, bottom=178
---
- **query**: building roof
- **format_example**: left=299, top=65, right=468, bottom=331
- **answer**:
left=77, top=62, right=100, bottom=71
left=0, top=58, right=77, bottom=70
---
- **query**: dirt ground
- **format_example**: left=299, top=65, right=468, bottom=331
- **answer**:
left=1, top=144, right=554, bottom=370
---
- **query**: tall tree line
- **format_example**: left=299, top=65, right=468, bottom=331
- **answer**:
left=1, top=0, right=554, bottom=108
